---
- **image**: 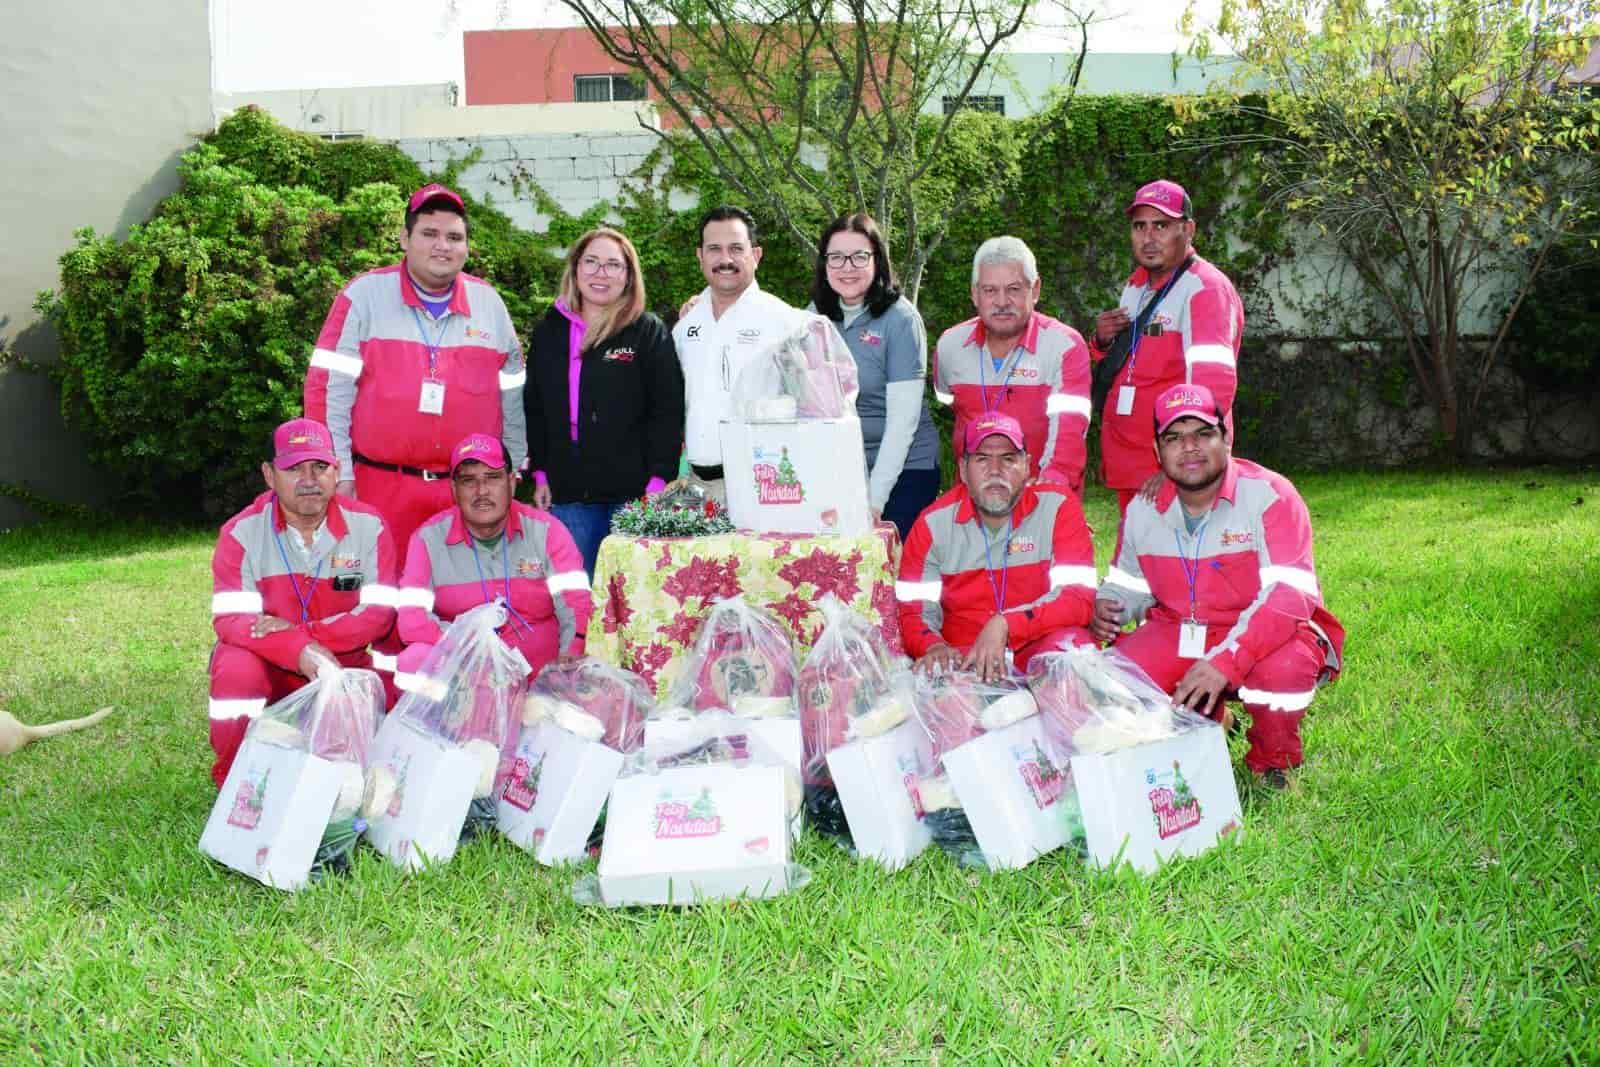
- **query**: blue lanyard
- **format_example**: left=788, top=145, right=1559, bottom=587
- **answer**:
left=979, top=516, right=1016, bottom=616
left=271, top=525, right=324, bottom=625
left=977, top=347, right=1021, bottom=413
left=1127, top=262, right=1189, bottom=374
left=467, top=531, right=534, bottom=638
left=1173, top=518, right=1210, bottom=621
left=411, top=307, right=448, bottom=379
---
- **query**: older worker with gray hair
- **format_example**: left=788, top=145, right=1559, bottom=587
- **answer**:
left=931, top=236, right=1093, bottom=493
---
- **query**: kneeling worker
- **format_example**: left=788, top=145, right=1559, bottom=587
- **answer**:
left=208, top=418, right=400, bottom=785
left=1092, top=384, right=1345, bottom=784
left=898, top=412, right=1098, bottom=680
left=395, top=434, right=592, bottom=689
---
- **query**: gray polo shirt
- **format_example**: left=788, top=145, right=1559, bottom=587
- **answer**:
left=831, top=296, right=940, bottom=473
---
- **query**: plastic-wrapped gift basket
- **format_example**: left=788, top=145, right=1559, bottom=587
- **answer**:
left=730, top=313, right=860, bottom=420
left=200, top=666, right=386, bottom=890
left=364, top=603, right=529, bottom=871
left=498, top=657, right=651, bottom=864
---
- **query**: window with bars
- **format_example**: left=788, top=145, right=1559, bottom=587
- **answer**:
left=942, top=94, right=1005, bottom=115
left=575, top=74, right=648, bottom=103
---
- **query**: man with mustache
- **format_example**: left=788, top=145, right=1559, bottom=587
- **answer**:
left=933, top=236, right=1093, bottom=493
left=304, top=183, right=527, bottom=551
left=897, top=413, right=1097, bottom=681
left=673, top=205, right=805, bottom=502
left=1092, top=385, right=1344, bottom=787
left=207, top=418, right=400, bottom=785
left=1089, top=180, right=1243, bottom=514
left=394, top=434, right=591, bottom=689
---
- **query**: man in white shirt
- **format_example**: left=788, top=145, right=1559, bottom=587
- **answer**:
left=672, top=205, right=806, bottom=502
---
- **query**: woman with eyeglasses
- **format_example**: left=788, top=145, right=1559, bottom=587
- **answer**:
left=525, top=227, right=685, bottom=579
left=811, top=213, right=941, bottom=539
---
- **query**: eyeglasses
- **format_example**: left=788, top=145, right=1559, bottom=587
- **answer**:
left=579, top=255, right=627, bottom=276
left=824, top=250, right=874, bottom=270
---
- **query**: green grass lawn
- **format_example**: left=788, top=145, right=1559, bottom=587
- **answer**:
left=1, top=469, right=1597, bottom=1062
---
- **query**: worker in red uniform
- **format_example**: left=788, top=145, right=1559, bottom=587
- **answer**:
left=395, top=434, right=592, bottom=691
left=304, top=183, right=527, bottom=551
left=208, top=418, right=399, bottom=786
left=1091, top=384, right=1345, bottom=786
left=897, top=412, right=1098, bottom=680
left=932, top=236, right=1092, bottom=492
left=1089, top=180, right=1243, bottom=513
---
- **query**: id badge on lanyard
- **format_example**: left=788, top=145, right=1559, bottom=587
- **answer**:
left=419, top=380, right=446, bottom=415
left=1175, top=519, right=1210, bottom=659
left=1179, top=620, right=1208, bottom=658
left=413, top=307, right=448, bottom=415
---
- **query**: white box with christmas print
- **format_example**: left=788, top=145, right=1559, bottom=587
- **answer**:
left=597, top=762, right=792, bottom=906
left=718, top=417, right=871, bottom=536
left=362, top=717, right=480, bottom=873
left=826, top=718, right=936, bottom=871
left=199, top=736, right=347, bottom=892
left=1069, top=718, right=1242, bottom=874
left=496, top=722, right=624, bottom=865
left=644, top=716, right=802, bottom=777
left=941, top=714, right=1075, bottom=871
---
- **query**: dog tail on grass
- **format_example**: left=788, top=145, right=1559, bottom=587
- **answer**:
left=0, top=706, right=116, bottom=755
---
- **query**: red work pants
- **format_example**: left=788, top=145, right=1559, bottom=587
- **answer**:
left=353, top=462, right=453, bottom=561
left=1113, top=620, right=1328, bottom=773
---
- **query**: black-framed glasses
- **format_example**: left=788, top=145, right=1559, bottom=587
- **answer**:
left=824, top=250, right=874, bottom=270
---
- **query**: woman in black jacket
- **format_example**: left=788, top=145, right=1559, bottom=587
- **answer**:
left=525, top=226, right=684, bottom=578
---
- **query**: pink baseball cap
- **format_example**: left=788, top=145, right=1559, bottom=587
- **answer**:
left=1154, top=384, right=1224, bottom=434
left=964, top=412, right=1026, bottom=452
left=1126, top=179, right=1193, bottom=220
left=450, top=433, right=507, bottom=473
left=408, top=183, right=466, bottom=215
left=272, top=418, right=336, bottom=470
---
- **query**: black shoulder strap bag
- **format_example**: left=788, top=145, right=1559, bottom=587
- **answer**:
left=1089, top=255, right=1196, bottom=416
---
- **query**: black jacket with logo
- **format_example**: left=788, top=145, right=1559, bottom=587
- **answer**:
left=524, top=307, right=685, bottom=504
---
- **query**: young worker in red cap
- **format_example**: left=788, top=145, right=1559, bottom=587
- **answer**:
left=207, top=418, right=400, bottom=785
left=1088, top=179, right=1244, bottom=513
left=1092, top=384, right=1345, bottom=786
left=394, top=434, right=591, bottom=690
left=304, top=183, right=527, bottom=551
left=897, top=412, right=1098, bottom=680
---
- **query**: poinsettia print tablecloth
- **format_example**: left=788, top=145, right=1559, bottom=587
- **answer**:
left=586, top=525, right=904, bottom=699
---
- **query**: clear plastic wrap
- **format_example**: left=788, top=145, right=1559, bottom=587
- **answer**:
left=908, top=670, right=1039, bottom=867
left=796, top=596, right=905, bottom=839
left=378, top=602, right=531, bottom=838
left=524, top=657, right=651, bottom=754
left=245, top=666, right=386, bottom=878
left=730, top=314, right=860, bottom=419
left=659, top=596, right=798, bottom=715
left=1025, top=647, right=1190, bottom=756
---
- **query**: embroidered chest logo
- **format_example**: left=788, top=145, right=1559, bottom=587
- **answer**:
left=1007, top=536, right=1037, bottom=556
left=604, top=347, right=636, bottom=363
left=1218, top=529, right=1254, bottom=548
left=1010, top=361, right=1040, bottom=380
left=330, top=554, right=362, bottom=570
left=463, top=325, right=494, bottom=342
left=737, top=327, right=761, bottom=344
left=515, top=557, right=546, bottom=579
left=858, top=328, right=884, bottom=346
left=686, top=325, right=701, bottom=339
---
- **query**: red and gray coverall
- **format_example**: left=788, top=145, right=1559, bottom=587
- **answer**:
left=897, top=482, right=1098, bottom=669
left=395, top=500, right=593, bottom=689
left=1089, top=255, right=1243, bottom=507
left=304, top=262, right=528, bottom=551
left=208, top=492, right=399, bottom=786
left=1098, top=458, right=1345, bottom=772
left=932, top=312, right=1093, bottom=492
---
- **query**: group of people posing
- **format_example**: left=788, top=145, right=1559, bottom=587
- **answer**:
left=208, top=178, right=1344, bottom=792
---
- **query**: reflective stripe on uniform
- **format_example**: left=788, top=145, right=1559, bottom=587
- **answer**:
left=1049, top=564, right=1098, bottom=589
left=358, top=584, right=400, bottom=607
left=1045, top=393, right=1092, bottom=417
left=212, top=591, right=264, bottom=615
left=395, top=587, right=435, bottom=610
left=547, top=570, right=590, bottom=594
left=895, top=579, right=943, bottom=602
left=1238, top=686, right=1315, bottom=712
left=498, top=368, right=527, bottom=390
left=208, top=697, right=267, bottom=721
left=369, top=651, right=399, bottom=672
left=1186, top=344, right=1236, bottom=368
left=1260, top=565, right=1320, bottom=596
left=1103, top=566, right=1151, bottom=596
left=310, top=348, right=363, bottom=377
left=934, top=390, right=954, bottom=405
left=394, top=672, right=449, bottom=701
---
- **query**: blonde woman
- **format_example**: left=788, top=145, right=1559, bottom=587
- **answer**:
left=524, top=227, right=684, bottom=577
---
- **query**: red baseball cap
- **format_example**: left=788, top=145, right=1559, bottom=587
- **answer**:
left=273, top=417, right=337, bottom=470
left=964, top=412, right=1026, bottom=452
left=450, top=433, right=507, bottom=474
left=1126, top=179, right=1193, bottom=220
left=1153, top=384, right=1224, bottom=435
left=408, top=183, right=466, bottom=215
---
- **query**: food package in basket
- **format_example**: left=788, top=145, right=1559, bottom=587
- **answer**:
left=1026, top=647, right=1243, bottom=872
left=199, top=666, right=386, bottom=890
left=795, top=595, right=906, bottom=835
left=822, top=669, right=935, bottom=870
left=730, top=313, right=860, bottom=420
left=578, top=713, right=809, bottom=907
left=649, top=596, right=801, bottom=771
left=364, top=602, right=531, bottom=871
left=908, top=670, right=1067, bottom=870
left=498, top=657, right=652, bottom=863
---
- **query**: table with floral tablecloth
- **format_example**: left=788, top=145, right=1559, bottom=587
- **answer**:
left=585, top=524, right=904, bottom=698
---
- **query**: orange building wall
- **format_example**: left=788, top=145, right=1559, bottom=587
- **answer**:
left=464, top=27, right=643, bottom=105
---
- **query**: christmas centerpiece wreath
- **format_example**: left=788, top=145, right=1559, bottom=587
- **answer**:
left=611, top=481, right=735, bottom=538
